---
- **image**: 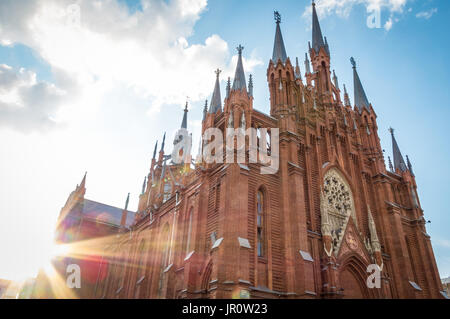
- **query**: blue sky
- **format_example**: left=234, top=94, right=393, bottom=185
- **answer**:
left=0, top=0, right=449, bottom=281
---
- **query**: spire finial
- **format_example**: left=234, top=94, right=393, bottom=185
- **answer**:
left=142, top=176, right=147, bottom=194
left=80, top=171, right=87, bottom=189
left=232, top=45, right=247, bottom=92
left=406, top=155, right=414, bottom=176
left=152, top=140, right=158, bottom=160
left=274, top=11, right=281, bottom=24
left=125, top=192, right=130, bottom=210
left=161, top=132, right=166, bottom=152
left=350, top=57, right=356, bottom=68
left=181, top=101, right=188, bottom=129
left=209, top=69, right=222, bottom=113
left=389, top=127, right=394, bottom=135
left=388, top=156, right=394, bottom=172
left=226, top=77, right=231, bottom=98
left=237, top=44, right=244, bottom=55
left=248, top=74, right=253, bottom=97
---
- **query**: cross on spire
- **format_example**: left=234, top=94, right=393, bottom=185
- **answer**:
left=274, top=11, right=281, bottom=24
left=237, top=44, right=244, bottom=55
left=350, top=57, right=356, bottom=68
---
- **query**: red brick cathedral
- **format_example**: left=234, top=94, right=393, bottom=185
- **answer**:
left=35, top=3, right=445, bottom=299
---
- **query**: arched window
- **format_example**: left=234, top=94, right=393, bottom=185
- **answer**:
left=257, top=190, right=265, bottom=257
left=186, top=208, right=193, bottom=254
left=163, top=181, right=172, bottom=202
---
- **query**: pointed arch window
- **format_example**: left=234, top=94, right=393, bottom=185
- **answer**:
left=163, top=180, right=172, bottom=202
left=186, top=208, right=194, bottom=254
left=257, top=190, right=265, bottom=257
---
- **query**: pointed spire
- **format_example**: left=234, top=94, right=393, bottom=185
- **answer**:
left=343, top=84, right=351, bottom=106
left=304, top=53, right=311, bottom=74
left=209, top=69, right=222, bottom=113
left=181, top=101, right=188, bottom=129
left=295, top=57, right=302, bottom=80
left=142, top=176, right=147, bottom=194
left=272, top=11, right=288, bottom=64
left=406, top=155, right=414, bottom=176
left=152, top=140, right=158, bottom=160
left=389, top=127, right=407, bottom=172
left=248, top=74, right=253, bottom=97
left=232, top=45, right=247, bottom=92
left=228, top=108, right=234, bottom=128
left=161, top=132, right=166, bottom=152
left=203, top=99, right=208, bottom=120
left=368, top=206, right=381, bottom=252
left=351, top=57, right=371, bottom=112
left=80, top=171, right=87, bottom=189
left=332, top=69, right=339, bottom=90
left=312, top=1, right=329, bottom=55
left=226, top=77, right=231, bottom=98
left=124, top=192, right=130, bottom=210
left=388, top=156, right=394, bottom=172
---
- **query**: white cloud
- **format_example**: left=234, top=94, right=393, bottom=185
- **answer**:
left=302, top=0, right=410, bottom=30
left=0, top=64, right=66, bottom=132
left=416, top=8, right=438, bottom=20
left=0, top=0, right=261, bottom=131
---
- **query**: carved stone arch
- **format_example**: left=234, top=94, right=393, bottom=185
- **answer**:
left=338, top=254, right=378, bottom=299
left=320, top=167, right=358, bottom=256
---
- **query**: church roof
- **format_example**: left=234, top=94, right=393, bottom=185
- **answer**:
left=81, top=199, right=135, bottom=227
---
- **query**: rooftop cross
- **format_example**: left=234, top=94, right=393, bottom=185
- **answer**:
left=237, top=44, right=244, bottom=55
left=274, top=11, right=281, bottom=24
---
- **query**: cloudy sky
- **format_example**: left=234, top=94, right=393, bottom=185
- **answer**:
left=0, top=0, right=449, bottom=282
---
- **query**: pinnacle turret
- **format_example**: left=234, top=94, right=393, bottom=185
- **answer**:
left=311, top=1, right=329, bottom=55
left=181, top=101, right=188, bottom=129
left=389, top=128, right=407, bottom=172
left=209, top=69, right=222, bottom=113
left=272, top=11, right=288, bottom=64
left=351, top=57, right=371, bottom=112
left=231, top=45, right=247, bottom=92
left=152, top=140, right=158, bottom=160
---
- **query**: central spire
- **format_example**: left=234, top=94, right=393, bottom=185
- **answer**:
left=209, top=69, right=222, bottom=113
left=272, top=11, right=288, bottom=64
left=351, top=57, right=371, bottom=111
left=311, top=1, right=328, bottom=55
left=232, top=45, right=247, bottom=92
